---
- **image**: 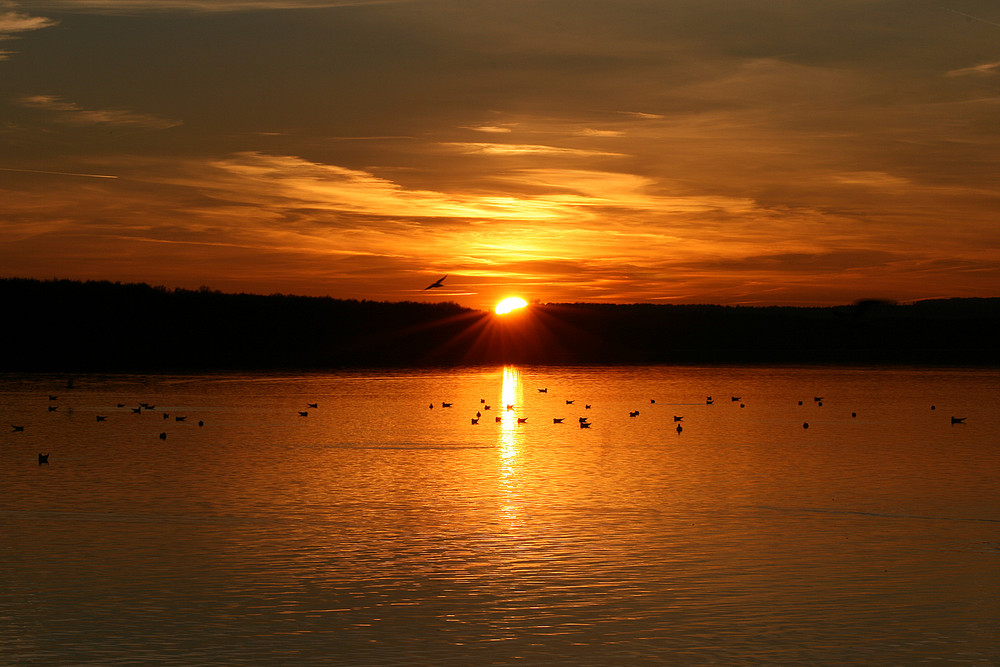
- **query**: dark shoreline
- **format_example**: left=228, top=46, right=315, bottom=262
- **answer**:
left=3, top=277, right=998, bottom=371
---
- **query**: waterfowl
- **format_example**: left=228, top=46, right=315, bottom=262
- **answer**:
left=580, top=421, right=591, bottom=428
left=298, top=411, right=308, bottom=417
left=96, top=416, right=107, bottom=422
left=517, top=417, right=527, bottom=423
left=673, top=416, right=683, bottom=422
left=951, top=416, right=966, bottom=424
left=676, top=424, right=682, bottom=434
left=442, top=402, right=452, bottom=408
left=12, top=425, right=24, bottom=432
left=538, top=388, right=548, bottom=393
left=307, top=403, right=318, bottom=408
left=175, top=416, right=186, bottom=422
left=566, top=400, right=574, bottom=405
left=553, top=418, right=564, bottom=423
left=159, top=432, right=167, bottom=440
left=38, top=453, right=49, bottom=464
left=471, top=417, right=479, bottom=425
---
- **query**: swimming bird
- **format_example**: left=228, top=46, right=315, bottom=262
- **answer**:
left=676, top=424, right=682, bottom=434
left=198, top=421, right=204, bottom=427
left=480, top=398, right=485, bottom=404
left=12, top=425, right=24, bottom=432
left=706, top=397, right=714, bottom=405
left=429, top=403, right=433, bottom=409
left=159, top=432, right=167, bottom=440
left=585, top=404, right=591, bottom=409
left=442, top=402, right=452, bottom=408
left=579, top=416, right=589, bottom=423
left=553, top=418, right=564, bottom=423
left=175, top=416, right=186, bottom=422
left=423, top=274, right=447, bottom=290
left=803, top=422, right=809, bottom=429
left=731, top=396, right=741, bottom=402
left=673, top=416, right=683, bottom=422
left=476, top=411, right=481, bottom=418
left=163, top=413, right=170, bottom=419
left=298, top=411, right=308, bottom=417
left=580, top=421, right=591, bottom=428
left=132, top=407, right=142, bottom=414
left=629, top=411, right=638, bottom=417
left=307, top=403, right=318, bottom=409
left=650, top=399, right=655, bottom=404
left=814, top=397, right=823, bottom=402
left=47, top=406, right=58, bottom=412
left=507, top=404, right=514, bottom=411
left=566, top=400, right=574, bottom=405
left=48, top=395, right=58, bottom=401
left=117, top=403, right=125, bottom=408
left=495, top=416, right=502, bottom=422
left=951, top=416, right=966, bottom=424
left=484, top=405, right=491, bottom=410
left=38, top=453, right=48, bottom=464
left=471, top=417, right=480, bottom=425
left=96, top=415, right=107, bottom=422
left=538, top=388, right=548, bottom=393
left=517, top=417, right=527, bottom=423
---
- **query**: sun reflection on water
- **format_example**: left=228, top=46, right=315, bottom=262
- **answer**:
left=498, top=366, right=523, bottom=528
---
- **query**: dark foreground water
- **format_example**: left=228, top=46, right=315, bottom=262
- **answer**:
left=2, top=366, right=998, bottom=665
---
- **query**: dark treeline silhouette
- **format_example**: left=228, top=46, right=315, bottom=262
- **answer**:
left=2, top=278, right=998, bottom=371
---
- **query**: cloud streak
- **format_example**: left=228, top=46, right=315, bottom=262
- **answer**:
left=17, top=95, right=182, bottom=129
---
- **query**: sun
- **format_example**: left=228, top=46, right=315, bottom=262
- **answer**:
left=494, top=296, right=528, bottom=315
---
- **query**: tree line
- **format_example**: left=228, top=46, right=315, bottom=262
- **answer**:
left=2, top=278, right=997, bottom=371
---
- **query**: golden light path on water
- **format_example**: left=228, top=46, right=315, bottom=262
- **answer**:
left=498, top=366, right=523, bottom=530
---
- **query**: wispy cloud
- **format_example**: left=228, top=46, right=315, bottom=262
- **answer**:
left=17, top=95, right=182, bottom=129
left=0, top=5, right=57, bottom=59
left=947, top=61, right=1000, bottom=77
left=444, top=142, right=624, bottom=158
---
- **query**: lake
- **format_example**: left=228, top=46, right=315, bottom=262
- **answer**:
left=2, top=365, right=998, bottom=665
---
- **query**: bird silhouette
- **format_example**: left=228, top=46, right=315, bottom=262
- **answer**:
left=424, top=275, right=447, bottom=290
left=38, top=453, right=49, bottom=464
left=307, top=403, right=318, bottom=409
left=951, top=416, right=966, bottom=424
left=553, top=418, right=564, bottom=423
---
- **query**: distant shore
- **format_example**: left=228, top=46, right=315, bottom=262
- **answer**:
left=3, top=278, right=998, bottom=371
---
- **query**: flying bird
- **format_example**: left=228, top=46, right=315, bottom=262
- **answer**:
left=424, top=275, right=447, bottom=290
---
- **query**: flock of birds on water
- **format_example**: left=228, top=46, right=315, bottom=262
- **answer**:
left=10, top=384, right=968, bottom=466
left=426, top=387, right=968, bottom=436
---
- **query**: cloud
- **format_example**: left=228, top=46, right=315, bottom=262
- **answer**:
left=947, top=61, right=1000, bottom=77
left=444, top=142, right=624, bottom=158
left=462, top=125, right=515, bottom=134
left=0, top=5, right=57, bottom=58
left=0, top=7, right=56, bottom=36
left=17, top=95, right=182, bottom=129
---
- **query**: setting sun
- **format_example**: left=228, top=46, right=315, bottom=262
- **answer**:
left=495, top=297, right=529, bottom=315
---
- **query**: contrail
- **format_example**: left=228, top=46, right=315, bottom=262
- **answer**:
left=946, top=8, right=1000, bottom=28
left=0, top=167, right=118, bottom=179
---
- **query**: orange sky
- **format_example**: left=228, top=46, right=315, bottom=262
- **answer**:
left=2, top=0, right=999, bottom=310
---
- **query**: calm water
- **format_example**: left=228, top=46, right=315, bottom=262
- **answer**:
left=2, top=365, right=999, bottom=665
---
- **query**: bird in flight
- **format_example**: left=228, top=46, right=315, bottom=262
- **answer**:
left=424, top=275, right=447, bottom=290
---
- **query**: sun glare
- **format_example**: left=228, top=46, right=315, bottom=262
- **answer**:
left=495, top=297, right=528, bottom=315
